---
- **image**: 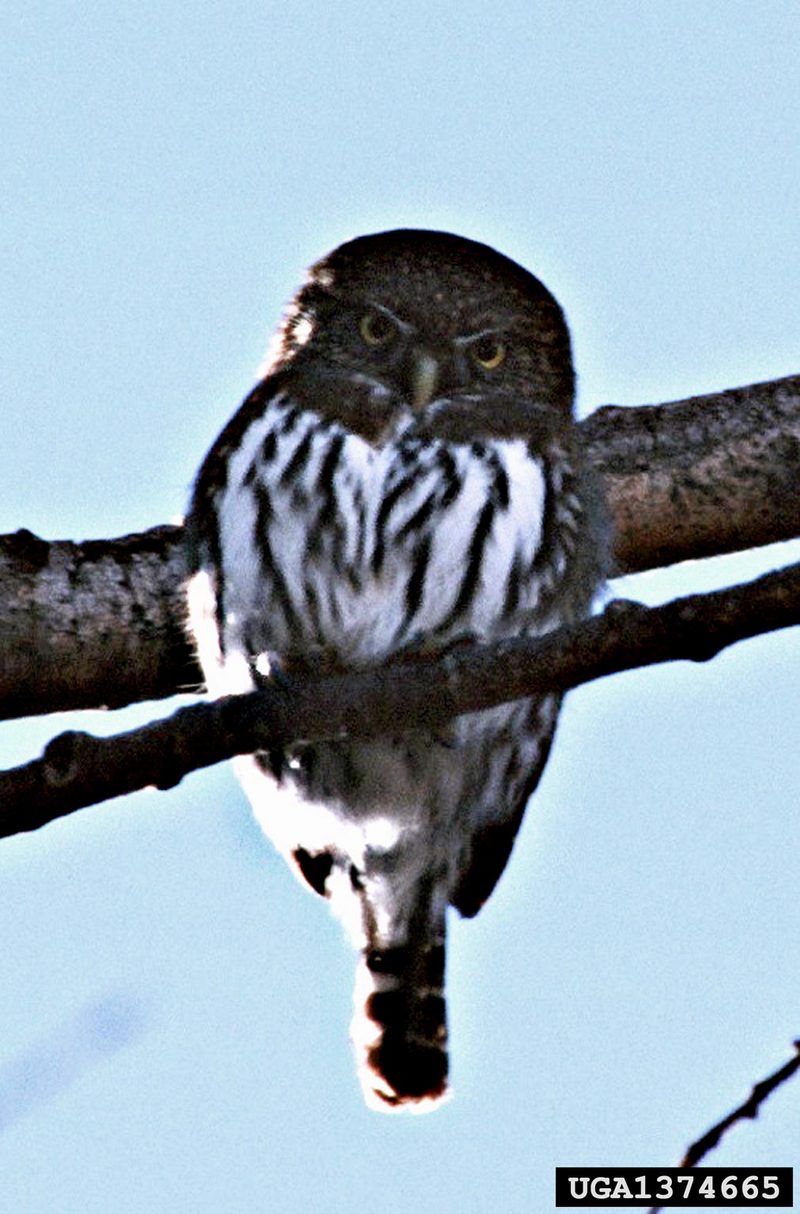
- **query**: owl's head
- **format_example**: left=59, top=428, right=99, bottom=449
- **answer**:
left=269, top=229, right=575, bottom=442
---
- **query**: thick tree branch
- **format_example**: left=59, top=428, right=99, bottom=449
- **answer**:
left=0, top=525, right=196, bottom=720
left=1, top=373, right=798, bottom=721
left=2, top=560, right=798, bottom=835
left=583, top=373, right=800, bottom=573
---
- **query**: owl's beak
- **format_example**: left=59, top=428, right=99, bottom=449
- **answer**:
left=409, top=350, right=439, bottom=411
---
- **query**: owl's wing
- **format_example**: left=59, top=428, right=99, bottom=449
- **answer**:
left=450, top=693, right=562, bottom=918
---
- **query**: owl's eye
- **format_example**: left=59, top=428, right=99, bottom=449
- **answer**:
left=470, top=336, right=507, bottom=370
left=359, top=310, right=396, bottom=348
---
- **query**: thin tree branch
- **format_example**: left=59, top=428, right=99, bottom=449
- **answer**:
left=680, top=1042, right=800, bottom=1169
left=648, top=1040, right=800, bottom=1214
left=1, top=373, right=798, bottom=721
left=2, top=560, right=798, bottom=836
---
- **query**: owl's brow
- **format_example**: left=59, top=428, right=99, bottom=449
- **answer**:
left=453, top=326, right=509, bottom=346
left=360, top=300, right=414, bottom=332
left=310, top=285, right=412, bottom=329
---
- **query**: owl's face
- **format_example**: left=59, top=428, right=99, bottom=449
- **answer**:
left=267, top=230, right=575, bottom=445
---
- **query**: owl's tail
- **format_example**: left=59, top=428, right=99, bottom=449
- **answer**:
left=351, top=884, right=448, bottom=1112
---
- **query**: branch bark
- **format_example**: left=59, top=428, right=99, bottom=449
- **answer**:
left=1, top=373, right=798, bottom=721
left=0, top=525, right=195, bottom=720
left=583, top=373, right=800, bottom=573
left=2, top=560, right=798, bottom=835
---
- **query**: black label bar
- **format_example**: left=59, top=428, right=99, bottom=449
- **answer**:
left=555, top=1167, right=793, bottom=1207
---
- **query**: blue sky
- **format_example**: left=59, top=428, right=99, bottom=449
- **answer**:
left=2, top=3, right=799, bottom=1212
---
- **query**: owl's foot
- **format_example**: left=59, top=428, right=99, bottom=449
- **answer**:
left=387, top=629, right=479, bottom=668
left=254, top=645, right=349, bottom=685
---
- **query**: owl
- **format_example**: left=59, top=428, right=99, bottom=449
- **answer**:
left=185, top=229, right=606, bottom=1111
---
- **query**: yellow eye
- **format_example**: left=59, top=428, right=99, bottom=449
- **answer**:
left=471, top=336, right=506, bottom=370
left=359, top=311, right=395, bottom=347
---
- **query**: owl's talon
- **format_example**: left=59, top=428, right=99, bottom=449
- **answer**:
left=388, top=629, right=479, bottom=668
left=250, top=652, right=297, bottom=692
left=256, top=646, right=347, bottom=684
left=439, top=630, right=479, bottom=657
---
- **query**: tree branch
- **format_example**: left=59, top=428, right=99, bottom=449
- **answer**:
left=0, top=525, right=195, bottom=721
left=648, top=1040, right=800, bottom=1214
left=2, top=372, right=798, bottom=721
left=583, top=373, right=800, bottom=573
left=2, top=560, right=798, bottom=836
left=680, top=1041, right=800, bottom=1169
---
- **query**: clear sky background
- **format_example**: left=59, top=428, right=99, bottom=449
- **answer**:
left=2, top=3, right=799, bottom=1212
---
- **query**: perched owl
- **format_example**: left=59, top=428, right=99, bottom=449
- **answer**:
left=185, top=229, right=607, bottom=1111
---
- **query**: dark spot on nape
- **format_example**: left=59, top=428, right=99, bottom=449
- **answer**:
left=349, top=864, right=364, bottom=892
left=292, top=848, right=333, bottom=897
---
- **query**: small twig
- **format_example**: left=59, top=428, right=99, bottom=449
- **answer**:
left=1, top=561, right=798, bottom=836
left=680, top=1042, right=800, bottom=1170
left=648, top=1040, right=800, bottom=1214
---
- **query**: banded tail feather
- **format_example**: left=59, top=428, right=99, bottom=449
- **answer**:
left=352, top=891, right=448, bottom=1111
